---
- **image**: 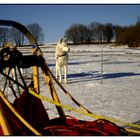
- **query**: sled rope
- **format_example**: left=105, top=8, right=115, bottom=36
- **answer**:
left=28, top=87, right=140, bottom=129
left=44, top=62, right=91, bottom=114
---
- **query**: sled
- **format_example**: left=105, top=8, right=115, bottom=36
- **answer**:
left=0, top=20, right=139, bottom=136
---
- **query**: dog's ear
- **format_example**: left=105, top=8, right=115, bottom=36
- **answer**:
left=59, top=38, right=63, bottom=43
left=63, top=37, right=67, bottom=43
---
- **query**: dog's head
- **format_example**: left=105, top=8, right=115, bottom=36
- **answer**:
left=58, top=38, right=70, bottom=52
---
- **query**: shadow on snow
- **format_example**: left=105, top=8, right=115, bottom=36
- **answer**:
left=67, top=71, right=140, bottom=84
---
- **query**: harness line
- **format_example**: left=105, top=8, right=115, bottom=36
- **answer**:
left=28, top=87, right=140, bottom=129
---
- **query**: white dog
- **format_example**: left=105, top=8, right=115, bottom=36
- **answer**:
left=55, top=38, right=70, bottom=84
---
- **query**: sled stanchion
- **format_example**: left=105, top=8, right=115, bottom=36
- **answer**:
left=41, top=63, right=65, bottom=117
left=32, top=48, right=40, bottom=94
left=32, top=66, right=39, bottom=93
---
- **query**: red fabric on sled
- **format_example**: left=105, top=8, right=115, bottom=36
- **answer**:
left=13, top=90, right=50, bottom=131
left=0, top=97, right=29, bottom=135
left=43, top=115, right=126, bottom=136
left=0, top=89, right=50, bottom=135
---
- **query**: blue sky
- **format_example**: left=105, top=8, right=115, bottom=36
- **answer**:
left=0, top=4, right=140, bottom=43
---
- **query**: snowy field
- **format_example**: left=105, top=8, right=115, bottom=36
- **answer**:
left=41, top=44, right=140, bottom=127
left=1, top=44, right=140, bottom=128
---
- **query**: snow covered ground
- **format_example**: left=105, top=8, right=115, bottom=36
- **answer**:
left=1, top=44, right=140, bottom=128
left=41, top=44, right=140, bottom=127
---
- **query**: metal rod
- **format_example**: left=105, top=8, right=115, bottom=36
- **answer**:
left=101, top=44, right=103, bottom=84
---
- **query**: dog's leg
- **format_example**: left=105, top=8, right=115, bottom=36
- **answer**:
left=64, top=65, right=68, bottom=84
left=56, top=63, right=58, bottom=79
left=58, top=67, right=62, bottom=83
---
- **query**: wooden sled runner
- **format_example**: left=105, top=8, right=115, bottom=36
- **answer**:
left=0, top=20, right=139, bottom=136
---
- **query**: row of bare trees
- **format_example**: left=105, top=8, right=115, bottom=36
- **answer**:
left=64, top=19, right=140, bottom=47
left=0, top=23, right=44, bottom=47
left=64, top=22, right=115, bottom=44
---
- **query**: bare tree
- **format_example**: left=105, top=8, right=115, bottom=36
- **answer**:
left=10, top=28, right=24, bottom=46
left=114, top=25, right=129, bottom=44
left=65, top=24, right=79, bottom=44
left=103, top=23, right=114, bottom=43
left=0, top=27, right=10, bottom=46
left=136, top=16, right=140, bottom=25
left=78, top=24, right=91, bottom=44
left=27, top=23, right=44, bottom=44
left=88, top=22, right=104, bottom=42
left=65, top=23, right=91, bottom=44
